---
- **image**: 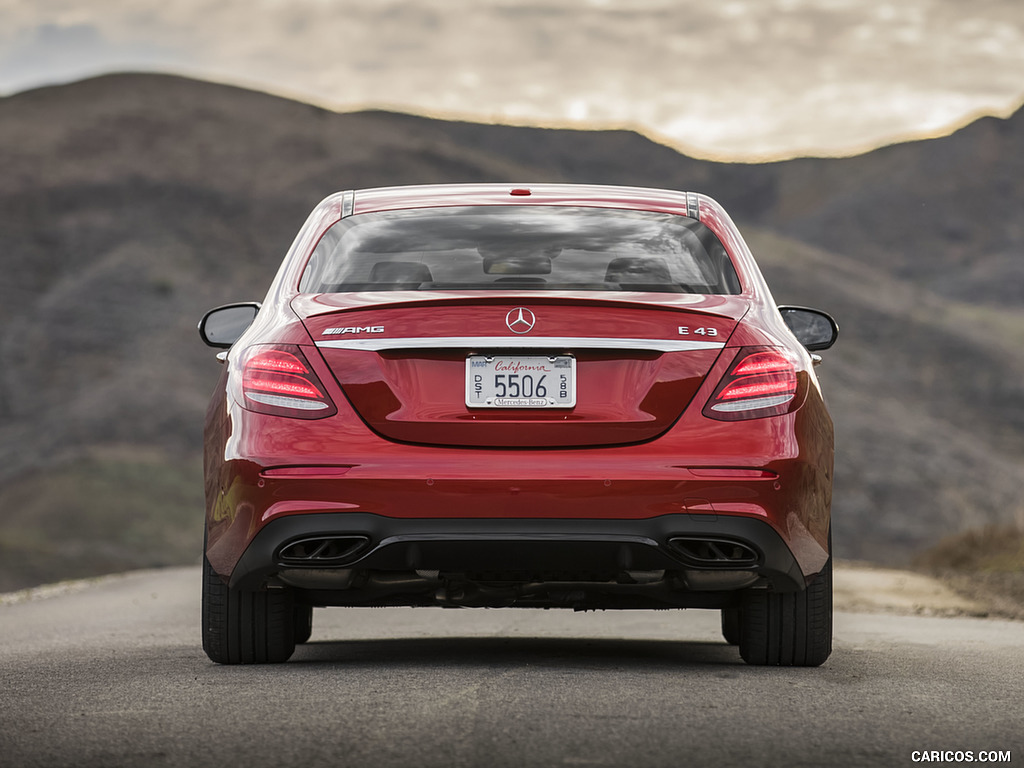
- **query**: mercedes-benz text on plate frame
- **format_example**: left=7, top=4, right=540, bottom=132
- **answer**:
left=466, top=354, right=576, bottom=408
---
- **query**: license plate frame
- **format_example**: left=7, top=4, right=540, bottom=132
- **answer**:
left=465, top=354, right=576, bottom=409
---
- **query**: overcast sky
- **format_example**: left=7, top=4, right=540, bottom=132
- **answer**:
left=2, top=0, right=1023, bottom=159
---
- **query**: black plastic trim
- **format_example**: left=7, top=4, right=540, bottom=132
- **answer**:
left=227, top=513, right=806, bottom=593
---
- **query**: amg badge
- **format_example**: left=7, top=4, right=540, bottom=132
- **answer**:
left=323, top=326, right=385, bottom=336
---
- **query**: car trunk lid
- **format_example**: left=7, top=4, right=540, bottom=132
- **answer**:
left=296, top=293, right=747, bottom=447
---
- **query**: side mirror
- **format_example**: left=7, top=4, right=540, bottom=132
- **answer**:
left=198, top=302, right=261, bottom=348
left=778, top=306, right=839, bottom=351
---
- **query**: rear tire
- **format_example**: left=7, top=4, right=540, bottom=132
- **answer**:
left=738, top=556, right=832, bottom=667
left=721, top=607, right=742, bottom=646
left=202, top=556, right=296, bottom=664
left=293, top=604, right=313, bottom=645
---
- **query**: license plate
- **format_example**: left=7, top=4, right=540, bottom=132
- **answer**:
left=466, top=355, right=576, bottom=408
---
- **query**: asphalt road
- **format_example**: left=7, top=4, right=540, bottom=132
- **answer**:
left=1, top=568, right=1022, bottom=768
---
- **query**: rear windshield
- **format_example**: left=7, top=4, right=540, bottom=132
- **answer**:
left=299, top=206, right=741, bottom=294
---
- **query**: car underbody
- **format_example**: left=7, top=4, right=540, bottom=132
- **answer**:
left=232, top=512, right=808, bottom=610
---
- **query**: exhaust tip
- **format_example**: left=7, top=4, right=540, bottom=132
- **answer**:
left=277, top=535, right=369, bottom=565
left=667, top=537, right=759, bottom=568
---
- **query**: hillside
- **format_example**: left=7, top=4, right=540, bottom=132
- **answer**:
left=0, top=73, right=1021, bottom=590
left=435, top=111, right=1024, bottom=307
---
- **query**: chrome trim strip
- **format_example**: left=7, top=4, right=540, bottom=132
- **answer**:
left=341, top=190, right=354, bottom=218
left=316, top=336, right=725, bottom=352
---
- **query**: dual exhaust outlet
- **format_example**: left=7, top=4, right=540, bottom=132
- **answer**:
left=276, top=534, right=760, bottom=569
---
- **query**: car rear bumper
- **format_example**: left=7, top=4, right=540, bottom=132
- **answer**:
left=227, top=511, right=808, bottom=596
left=205, top=447, right=832, bottom=597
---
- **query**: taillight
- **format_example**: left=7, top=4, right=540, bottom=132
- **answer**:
left=236, top=345, right=336, bottom=419
left=703, top=347, right=800, bottom=421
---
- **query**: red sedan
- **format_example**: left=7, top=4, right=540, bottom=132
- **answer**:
left=199, top=184, right=838, bottom=666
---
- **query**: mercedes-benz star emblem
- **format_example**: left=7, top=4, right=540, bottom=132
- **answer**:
left=505, top=307, right=536, bottom=334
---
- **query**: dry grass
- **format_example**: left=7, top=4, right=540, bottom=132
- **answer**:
left=913, top=525, right=1024, bottom=620
left=0, top=452, right=204, bottom=593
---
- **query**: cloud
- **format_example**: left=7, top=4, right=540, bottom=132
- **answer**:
left=2, top=0, right=1023, bottom=159
left=0, top=22, right=181, bottom=94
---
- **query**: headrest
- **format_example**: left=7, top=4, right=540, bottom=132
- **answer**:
left=605, top=257, right=672, bottom=284
left=369, top=261, right=433, bottom=284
